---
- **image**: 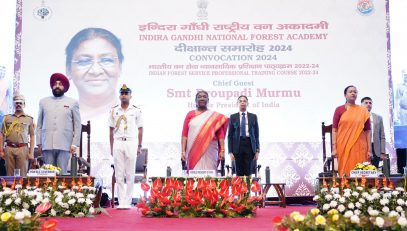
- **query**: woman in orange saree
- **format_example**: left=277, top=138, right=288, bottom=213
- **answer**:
left=332, top=85, right=371, bottom=177
left=181, top=90, right=229, bottom=171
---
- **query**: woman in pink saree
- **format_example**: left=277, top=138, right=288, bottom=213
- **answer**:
left=181, top=90, right=229, bottom=170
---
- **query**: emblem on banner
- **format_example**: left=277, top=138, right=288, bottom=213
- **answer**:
left=197, top=0, right=208, bottom=20
left=33, top=0, right=52, bottom=21
left=357, top=0, right=374, bottom=15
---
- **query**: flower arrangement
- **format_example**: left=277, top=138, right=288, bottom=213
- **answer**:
left=274, top=177, right=407, bottom=230
left=0, top=177, right=97, bottom=218
left=353, top=162, right=377, bottom=171
left=40, top=165, right=62, bottom=175
left=136, top=176, right=262, bottom=218
left=0, top=203, right=58, bottom=231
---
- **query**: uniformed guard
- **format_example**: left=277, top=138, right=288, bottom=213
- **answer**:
left=109, top=84, right=143, bottom=209
left=0, top=94, right=35, bottom=176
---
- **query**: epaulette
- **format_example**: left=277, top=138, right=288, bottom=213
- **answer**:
left=132, top=105, right=139, bottom=109
left=112, top=105, right=119, bottom=108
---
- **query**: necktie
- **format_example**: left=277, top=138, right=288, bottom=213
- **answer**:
left=241, top=112, right=246, bottom=137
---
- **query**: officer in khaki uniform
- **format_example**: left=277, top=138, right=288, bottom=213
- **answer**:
left=109, top=84, right=143, bottom=209
left=0, top=95, right=35, bottom=176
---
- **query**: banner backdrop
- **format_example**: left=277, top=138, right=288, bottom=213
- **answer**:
left=16, top=0, right=391, bottom=196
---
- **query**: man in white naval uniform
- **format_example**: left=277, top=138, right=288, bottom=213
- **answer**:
left=36, top=73, right=82, bottom=175
left=109, top=84, right=143, bottom=209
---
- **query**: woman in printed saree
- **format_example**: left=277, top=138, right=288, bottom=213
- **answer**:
left=332, top=85, right=372, bottom=177
left=181, top=90, right=229, bottom=171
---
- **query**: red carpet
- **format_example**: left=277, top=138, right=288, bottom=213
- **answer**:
left=50, top=206, right=313, bottom=231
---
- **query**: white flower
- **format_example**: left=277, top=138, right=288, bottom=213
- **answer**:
left=31, top=199, right=38, bottom=206
left=366, top=195, right=374, bottom=202
left=375, top=217, right=385, bottom=227
left=14, top=212, right=25, bottom=220
left=389, top=211, right=400, bottom=218
left=333, top=194, right=341, bottom=199
left=23, top=209, right=31, bottom=218
left=42, top=198, right=50, bottom=204
left=356, top=186, right=363, bottom=191
left=72, top=186, right=79, bottom=190
left=63, top=203, right=69, bottom=209
left=348, top=203, right=355, bottom=209
left=397, top=199, right=405, bottom=206
left=43, top=192, right=50, bottom=197
left=372, top=192, right=381, bottom=199
left=64, top=210, right=71, bottom=215
left=5, top=198, right=12, bottom=206
left=0, top=208, right=3, bottom=213
left=369, top=210, right=379, bottom=216
left=320, top=188, right=328, bottom=193
left=339, top=197, right=346, bottom=203
left=344, top=189, right=352, bottom=194
left=313, top=195, right=320, bottom=201
left=361, top=192, right=369, bottom=198
left=323, top=204, right=330, bottom=211
left=86, top=199, right=93, bottom=205
left=343, top=192, right=351, bottom=198
left=344, top=211, right=353, bottom=218
left=55, top=197, right=62, bottom=203
left=392, top=191, right=400, bottom=196
left=87, top=194, right=96, bottom=199
left=354, top=209, right=361, bottom=215
left=380, top=198, right=389, bottom=205
left=330, top=187, right=339, bottom=194
left=358, top=198, right=366, bottom=204
left=51, top=209, right=57, bottom=216
left=76, top=193, right=84, bottom=198
left=89, top=207, right=95, bottom=214
left=396, top=187, right=404, bottom=192
left=383, top=193, right=392, bottom=199
left=382, top=206, right=390, bottom=213
left=397, top=206, right=404, bottom=212
left=329, top=201, right=338, bottom=208
left=77, top=212, right=85, bottom=217
left=68, top=199, right=76, bottom=205
left=355, top=202, right=361, bottom=208
left=15, top=184, right=22, bottom=189
left=68, top=191, right=76, bottom=197
left=23, top=202, right=30, bottom=209
left=398, top=217, right=407, bottom=227
left=78, top=198, right=85, bottom=203
left=325, top=194, right=333, bottom=201
left=14, top=198, right=21, bottom=205
left=337, top=204, right=345, bottom=212
left=352, top=192, right=359, bottom=197
left=350, top=215, right=360, bottom=224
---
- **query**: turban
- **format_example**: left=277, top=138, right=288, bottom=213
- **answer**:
left=50, top=73, right=70, bottom=92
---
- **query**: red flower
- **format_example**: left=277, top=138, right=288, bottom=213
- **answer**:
left=207, top=179, right=216, bottom=190
left=252, top=207, right=257, bottom=213
left=152, top=207, right=162, bottom=212
left=220, top=209, right=229, bottom=216
left=161, top=186, right=172, bottom=197
left=174, top=180, right=183, bottom=191
left=232, top=176, right=242, bottom=185
left=227, top=194, right=235, bottom=203
left=141, top=207, right=150, bottom=215
left=219, top=187, right=229, bottom=198
left=153, top=178, right=162, bottom=190
left=174, top=192, right=182, bottom=202
left=197, top=179, right=207, bottom=190
left=181, top=206, right=190, bottom=211
left=251, top=180, right=260, bottom=193
left=136, top=202, right=147, bottom=209
left=186, top=179, right=194, bottom=190
left=141, top=182, right=150, bottom=192
left=206, top=209, right=215, bottom=213
left=165, top=178, right=174, bottom=188
left=171, top=202, right=181, bottom=207
left=240, top=182, right=248, bottom=193
left=219, top=179, right=230, bottom=189
left=256, top=194, right=263, bottom=201
left=36, top=202, right=52, bottom=214
left=272, top=216, right=283, bottom=225
left=232, top=185, right=240, bottom=196
left=42, top=219, right=58, bottom=231
left=247, top=196, right=256, bottom=203
left=165, top=210, right=174, bottom=216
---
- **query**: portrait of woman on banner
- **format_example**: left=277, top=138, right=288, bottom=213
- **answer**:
left=181, top=90, right=229, bottom=171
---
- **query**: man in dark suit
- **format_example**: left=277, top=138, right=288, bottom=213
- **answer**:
left=228, top=95, right=260, bottom=176
left=361, top=97, right=386, bottom=168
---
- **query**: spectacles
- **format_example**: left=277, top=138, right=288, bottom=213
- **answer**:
left=15, top=102, right=24, bottom=105
left=120, top=92, right=130, bottom=95
left=71, top=56, right=119, bottom=70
